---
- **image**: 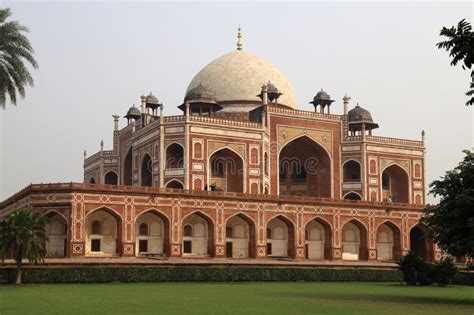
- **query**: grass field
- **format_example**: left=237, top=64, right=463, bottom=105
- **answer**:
left=0, top=282, right=473, bottom=315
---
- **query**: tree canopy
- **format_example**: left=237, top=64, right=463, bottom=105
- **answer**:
left=0, top=209, right=48, bottom=284
left=437, top=19, right=474, bottom=106
left=0, top=8, right=38, bottom=109
left=421, top=150, right=474, bottom=258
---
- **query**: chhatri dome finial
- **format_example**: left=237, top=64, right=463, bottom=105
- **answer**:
left=236, top=25, right=243, bottom=51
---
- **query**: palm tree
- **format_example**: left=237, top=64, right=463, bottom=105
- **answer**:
left=0, top=8, right=38, bottom=109
left=0, top=210, right=48, bottom=284
left=437, top=19, right=474, bottom=106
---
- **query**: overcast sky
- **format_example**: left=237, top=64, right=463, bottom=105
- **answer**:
left=0, top=1, right=472, bottom=203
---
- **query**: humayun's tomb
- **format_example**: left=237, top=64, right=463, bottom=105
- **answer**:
left=0, top=28, right=440, bottom=264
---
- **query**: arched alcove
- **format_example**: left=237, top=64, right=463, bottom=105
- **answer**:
left=266, top=216, right=295, bottom=258
left=209, top=148, right=244, bottom=193
left=305, top=218, right=332, bottom=260
left=376, top=221, right=401, bottom=261
left=341, top=220, right=368, bottom=261
left=85, top=208, right=122, bottom=257
left=382, top=164, right=409, bottom=203
left=225, top=214, right=256, bottom=258
left=343, top=160, right=361, bottom=182
left=45, top=212, right=67, bottom=258
left=135, top=210, right=169, bottom=256
left=104, top=171, right=118, bottom=185
left=123, top=148, right=133, bottom=186
left=166, top=143, right=184, bottom=169
left=182, top=212, right=214, bottom=257
left=141, top=154, right=153, bottom=187
left=410, top=224, right=434, bottom=261
left=279, top=136, right=331, bottom=197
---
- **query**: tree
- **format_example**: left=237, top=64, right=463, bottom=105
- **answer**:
left=0, top=8, right=38, bottom=109
left=421, top=150, right=474, bottom=258
left=0, top=210, right=48, bottom=284
left=437, top=19, right=474, bottom=106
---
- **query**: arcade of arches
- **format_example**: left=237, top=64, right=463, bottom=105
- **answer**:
left=279, top=136, right=331, bottom=197
left=39, top=203, right=436, bottom=262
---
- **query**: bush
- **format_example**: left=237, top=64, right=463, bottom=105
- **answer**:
left=397, top=251, right=434, bottom=285
left=434, top=256, right=457, bottom=287
left=398, top=252, right=460, bottom=286
left=0, top=266, right=404, bottom=284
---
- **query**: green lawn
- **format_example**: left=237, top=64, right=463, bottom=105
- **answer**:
left=0, top=282, right=473, bottom=315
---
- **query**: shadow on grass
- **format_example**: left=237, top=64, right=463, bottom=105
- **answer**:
left=263, top=292, right=474, bottom=306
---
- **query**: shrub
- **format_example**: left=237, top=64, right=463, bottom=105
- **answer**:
left=397, top=251, right=435, bottom=285
left=397, top=251, right=420, bottom=285
left=434, top=256, right=457, bottom=287
left=0, top=266, right=404, bottom=284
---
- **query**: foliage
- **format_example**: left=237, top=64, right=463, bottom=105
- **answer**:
left=0, top=266, right=403, bottom=284
left=0, top=210, right=48, bottom=284
left=0, top=8, right=38, bottom=109
left=398, top=251, right=434, bottom=286
left=398, top=252, right=458, bottom=286
left=421, top=150, right=474, bottom=257
left=437, top=19, right=474, bottom=106
left=434, top=256, right=457, bottom=287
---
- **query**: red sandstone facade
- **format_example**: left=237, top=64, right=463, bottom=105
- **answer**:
left=0, top=37, right=436, bottom=262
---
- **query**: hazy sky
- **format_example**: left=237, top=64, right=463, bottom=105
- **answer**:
left=0, top=1, right=472, bottom=203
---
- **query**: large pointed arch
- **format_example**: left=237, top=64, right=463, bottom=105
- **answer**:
left=123, top=147, right=133, bottom=186
left=376, top=220, right=402, bottom=261
left=165, top=142, right=184, bottom=169
left=85, top=206, right=123, bottom=257
left=140, top=153, right=153, bottom=187
left=135, top=209, right=170, bottom=256
left=208, top=147, right=244, bottom=193
left=182, top=211, right=215, bottom=257
left=104, top=171, right=119, bottom=185
left=278, top=135, right=332, bottom=197
left=341, top=218, right=368, bottom=261
left=409, top=223, right=434, bottom=261
left=266, top=214, right=296, bottom=258
left=225, top=212, right=257, bottom=258
left=304, top=216, right=333, bottom=260
left=44, top=211, right=68, bottom=258
left=381, top=163, right=410, bottom=203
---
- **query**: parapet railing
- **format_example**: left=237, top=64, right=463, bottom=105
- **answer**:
left=268, top=106, right=342, bottom=121
left=190, top=115, right=261, bottom=129
left=164, top=115, right=185, bottom=123
left=0, top=182, right=425, bottom=212
left=345, top=135, right=424, bottom=148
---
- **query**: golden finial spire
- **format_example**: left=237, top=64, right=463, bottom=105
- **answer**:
left=236, top=25, right=243, bottom=50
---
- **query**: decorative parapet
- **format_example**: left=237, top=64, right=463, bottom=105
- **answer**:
left=346, top=135, right=423, bottom=148
left=0, top=182, right=425, bottom=215
left=189, top=115, right=261, bottom=129
left=268, top=106, right=342, bottom=121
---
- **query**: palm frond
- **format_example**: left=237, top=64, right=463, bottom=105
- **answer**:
left=0, top=8, right=37, bottom=109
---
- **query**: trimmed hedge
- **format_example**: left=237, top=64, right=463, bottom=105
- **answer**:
left=0, top=266, right=404, bottom=284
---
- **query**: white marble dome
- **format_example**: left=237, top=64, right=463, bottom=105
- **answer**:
left=185, top=50, right=297, bottom=109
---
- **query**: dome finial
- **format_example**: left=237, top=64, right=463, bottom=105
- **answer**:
left=236, top=25, right=243, bottom=50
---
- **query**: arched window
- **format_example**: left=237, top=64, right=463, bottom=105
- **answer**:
left=344, top=192, right=362, bottom=200
left=226, top=226, right=233, bottom=238
left=139, top=223, right=148, bottom=236
left=343, top=160, right=361, bottom=182
left=141, top=154, right=153, bottom=187
left=123, top=148, right=133, bottom=186
left=92, top=220, right=101, bottom=234
left=264, top=153, right=269, bottom=176
left=382, top=165, right=409, bottom=203
left=166, top=143, right=184, bottom=169
left=89, top=177, right=96, bottom=184
left=104, top=171, right=118, bottom=185
left=184, top=225, right=193, bottom=237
